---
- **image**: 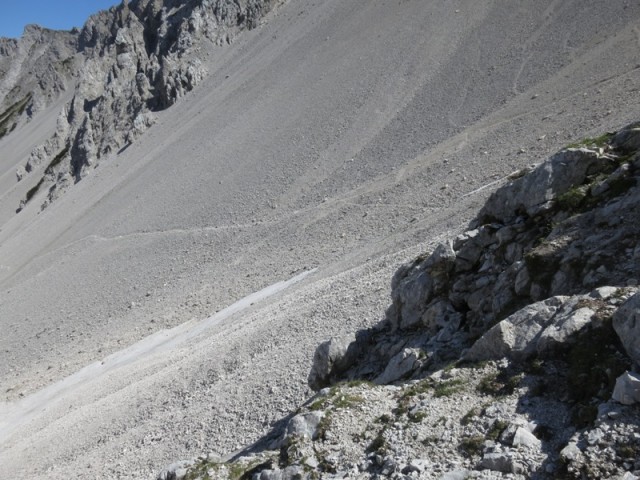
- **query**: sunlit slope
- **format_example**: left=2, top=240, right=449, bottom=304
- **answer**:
left=1, top=0, right=640, bottom=404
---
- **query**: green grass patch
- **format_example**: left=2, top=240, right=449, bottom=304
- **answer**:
left=309, top=397, right=328, bottom=411
left=565, top=132, right=614, bottom=149
left=486, top=419, right=508, bottom=441
left=332, top=394, right=364, bottom=409
left=433, top=378, right=466, bottom=397
left=408, top=411, right=427, bottom=423
left=460, top=407, right=480, bottom=426
left=402, top=379, right=433, bottom=398
left=556, top=185, right=589, bottom=211
left=184, top=459, right=220, bottom=480
left=309, top=385, right=364, bottom=411
left=342, top=379, right=375, bottom=388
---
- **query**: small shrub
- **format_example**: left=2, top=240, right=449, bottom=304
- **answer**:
left=556, top=185, right=588, bottom=211
left=408, top=411, right=427, bottom=423
left=458, top=436, right=485, bottom=457
left=565, top=132, right=613, bottom=149
left=525, top=359, right=545, bottom=375
left=486, top=419, right=508, bottom=441
left=316, top=414, right=331, bottom=441
left=392, top=404, right=408, bottom=416
left=376, top=413, right=392, bottom=424
left=477, top=370, right=521, bottom=397
left=367, top=429, right=387, bottom=453
left=618, top=443, right=637, bottom=459
left=460, top=407, right=480, bottom=426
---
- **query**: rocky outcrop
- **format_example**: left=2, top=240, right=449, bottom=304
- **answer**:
left=161, top=123, right=640, bottom=479
left=3, top=0, right=278, bottom=212
left=464, top=287, right=632, bottom=363
left=310, top=123, right=640, bottom=387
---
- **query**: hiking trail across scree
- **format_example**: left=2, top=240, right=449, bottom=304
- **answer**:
left=0, top=269, right=316, bottom=447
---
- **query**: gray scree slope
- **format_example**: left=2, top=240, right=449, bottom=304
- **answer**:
left=1, top=0, right=640, bottom=478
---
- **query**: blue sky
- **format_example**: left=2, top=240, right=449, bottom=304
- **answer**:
left=0, top=1, right=120, bottom=38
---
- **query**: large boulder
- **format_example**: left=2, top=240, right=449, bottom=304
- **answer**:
left=612, top=371, right=640, bottom=405
left=308, top=335, right=355, bottom=391
left=536, top=306, right=594, bottom=353
left=612, top=122, right=640, bottom=153
left=389, top=242, right=455, bottom=331
left=374, top=348, right=421, bottom=384
left=613, top=293, right=640, bottom=366
left=464, top=297, right=564, bottom=362
left=478, top=148, right=609, bottom=224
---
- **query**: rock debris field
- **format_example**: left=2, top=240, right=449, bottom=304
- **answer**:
left=1, top=0, right=640, bottom=478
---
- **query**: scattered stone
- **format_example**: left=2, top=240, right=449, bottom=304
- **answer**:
left=612, top=371, right=640, bottom=405
left=560, top=442, right=583, bottom=462
left=308, top=335, right=356, bottom=390
left=283, top=412, right=324, bottom=442
left=481, top=452, right=513, bottom=473
left=512, top=427, right=541, bottom=449
left=375, top=348, right=421, bottom=384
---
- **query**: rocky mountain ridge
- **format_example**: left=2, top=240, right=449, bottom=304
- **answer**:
left=166, top=122, right=640, bottom=479
left=1, top=0, right=277, bottom=212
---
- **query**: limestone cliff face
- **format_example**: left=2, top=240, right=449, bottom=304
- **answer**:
left=0, top=25, right=78, bottom=113
left=1, top=0, right=277, bottom=212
